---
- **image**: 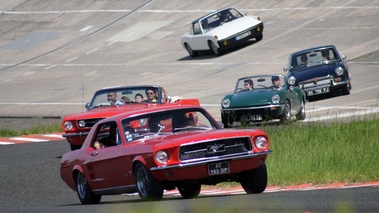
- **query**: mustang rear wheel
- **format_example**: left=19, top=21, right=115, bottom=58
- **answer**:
left=178, top=183, right=201, bottom=199
left=75, top=172, right=101, bottom=204
left=209, top=41, right=223, bottom=56
left=185, top=43, right=198, bottom=57
left=295, top=100, right=306, bottom=120
left=240, top=164, right=268, bottom=194
left=134, top=162, right=164, bottom=200
left=280, top=100, right=291, bottom=123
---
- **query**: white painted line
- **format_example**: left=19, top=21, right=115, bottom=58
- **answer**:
left=42, top=134, right=64, bottom=138
left=86, top=49, right=98, bottom=54
left=1, top=79, right=12, bottom=83
left=84, top=71, right=98, bottom=76
left=10, top=137, right=48, bottom=142
left=0, top=142, right=15, bottom=145
left=66, top=57, right=78, bottom=63
left=80, top=25, right=93, bottom=32
left=23, top=71, right=36, bottom=76
left=107, top=40, right=118, bottom=45
left=44, top=65, right=56, bottom=70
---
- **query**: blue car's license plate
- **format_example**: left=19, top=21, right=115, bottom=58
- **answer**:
left=307, top=87, right=330, bottom=96
left=208, top=161, right=230, bottom=176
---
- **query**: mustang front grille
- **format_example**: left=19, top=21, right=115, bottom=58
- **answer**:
left=179, top=137, right=252, bottom=162
left=78, top=118, right=103, bottom=128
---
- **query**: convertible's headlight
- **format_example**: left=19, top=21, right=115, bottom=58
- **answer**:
left=335, top=67, right=344, bottom=76
left=272, top=95, right=280, bottom=104
left=63, top=121, right=73, bottom=131
left=221, top=99, right=231, bottom=108
left=78, top=120, right=86, bottom=128
left=287, top=76, right=296, bottom=86
left=155, top=151, right=168, bottom=164
left=254, top=136, right=268, bottom=149
left=138, top=118, right=147, bottom=126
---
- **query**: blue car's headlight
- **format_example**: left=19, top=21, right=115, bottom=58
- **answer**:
left=272, top=95, right=280, bottom=104
left=335, top=67, right=344, bottom=76
left=287, top=76, right=296, bottom=86
left=221, top=99, right=231, bottom=108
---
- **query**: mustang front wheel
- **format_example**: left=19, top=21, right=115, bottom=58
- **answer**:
left=178, top=183, right=201, bottom=199
left=134, top=162, right=164, bottom=200
left=240, top=164, right=268, bottom=194
left=75, top=172, right=101, bottom=204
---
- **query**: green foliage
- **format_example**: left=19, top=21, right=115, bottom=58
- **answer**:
left=0, top=124, right=62, bottom=137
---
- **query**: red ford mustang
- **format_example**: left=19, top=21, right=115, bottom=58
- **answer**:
left=60, top=105, right=272, bottom=204
left=62, top=85, right=200, bottom=150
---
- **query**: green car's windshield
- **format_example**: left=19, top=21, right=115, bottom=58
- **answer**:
left=235, top=75, right=285, bottom=93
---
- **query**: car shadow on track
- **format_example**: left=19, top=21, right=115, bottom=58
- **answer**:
left=178, top=40, right=259, bottom=61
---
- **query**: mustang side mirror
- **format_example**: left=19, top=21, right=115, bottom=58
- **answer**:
left=85, top=103, right=90, bottom=109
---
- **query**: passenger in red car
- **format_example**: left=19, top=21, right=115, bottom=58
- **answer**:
left=107, top=91, right=123, bottom=105
left=145, top=88, right=158, bottom=103
left=93, top=125, right=117, bottom=149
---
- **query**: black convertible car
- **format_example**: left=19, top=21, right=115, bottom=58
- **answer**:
left=283, top=45, right=352, bottom=100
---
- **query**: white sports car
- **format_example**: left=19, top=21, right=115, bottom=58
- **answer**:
left=181, top=7, right=264, bottom=57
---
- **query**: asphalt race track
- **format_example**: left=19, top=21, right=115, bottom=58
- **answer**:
left=1, top=0, right=379, bottom=212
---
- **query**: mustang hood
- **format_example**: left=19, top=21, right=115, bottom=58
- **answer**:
left=224, top=90, right=280, bottom=108
left=291, top=63, right=337, bottom=82
left=207, top=16, right=262, bottom=40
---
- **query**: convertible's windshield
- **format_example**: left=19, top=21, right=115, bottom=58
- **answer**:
left=289, top=48, right=339, bottom=71
left=235, top=75, right=285, bottom=93
left=199, top=8, right=243, bottom=33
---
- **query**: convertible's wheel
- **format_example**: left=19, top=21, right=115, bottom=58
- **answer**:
left=295, top=100, right=306, bottom=120
left=185, top=43, right=198, bottom=57
left=134, top=162, right=164, bottom=200
left=255, top=34, right=263, bottom=41
left=76, top=172, right=101, bottom=204
left=280, top=100, right=291, bottom=123
left=240, top=164, right=268, bottom=194
left=221, top=114, right=230, bottom=128
left=342, top=83, right=350, bottom=95
left=209, top=41, right=222, bottom=56
left=178, top=183, right=201, bottom=199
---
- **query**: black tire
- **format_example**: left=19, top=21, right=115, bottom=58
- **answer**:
left=134, top=162, right=164, bottom=200
left=70, top=144, right=81, bottom=151
left=209, top=41, right=223, bottom=56
left=185, top=43, right=198, bottom=57
left=221, top=114, right=230, bottom=128
left=295, top=100, right=306, bottom=120
left=178, top=183, right=201, bottom=199
left=280, top=100, right=291, bottom=123
left=240, top=164, right=268, bottom=194
left=255, top=34, right=263, bottom=41
left=342, top=83, right=350, bottom=95
left=75, top=172, right=101, bottom=204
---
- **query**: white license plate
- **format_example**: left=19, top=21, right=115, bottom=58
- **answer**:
left=241, top=114, right=263, bottom=121
left=236, top=31, right=251, bottom=40
left=208, top=162, right=230, bottom=176
left=307, top=87, right=330, bottom=96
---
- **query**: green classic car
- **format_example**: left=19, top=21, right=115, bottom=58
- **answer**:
left=221, top=75, right=306, bottom=128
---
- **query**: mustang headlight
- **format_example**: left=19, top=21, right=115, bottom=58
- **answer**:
left=287, top=76, right=296, bottom=86
left=63, top=121, right=73, bottom=131
left=138, top=118, right=147, bottom=126
left=335, top=67, right=344, bottom=76
left=255, top=136, right=268, bottom=149
left=78, top=120, right=86, bottom=128
left=272, top=95, right=280, bottom=104
left=155, top=151, right=168, bottom=165
left=221, top=99, right=231, bottom=108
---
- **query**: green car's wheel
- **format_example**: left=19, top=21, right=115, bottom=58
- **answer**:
left=296, top=100, right=306, bottom=120
left=280, top=100, right=291, bottom=123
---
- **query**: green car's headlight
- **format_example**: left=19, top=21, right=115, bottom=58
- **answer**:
left=287, top=76, right=296, bottom=86
left=272, top=95, right=280, bottom=104
left=221, top=99, right=231, bottom=108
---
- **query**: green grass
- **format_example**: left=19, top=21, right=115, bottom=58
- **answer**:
left=0, top=124, right=62, bottom=137
left=262, top=118, right=379, bottom=186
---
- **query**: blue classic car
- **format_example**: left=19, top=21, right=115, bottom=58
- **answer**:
left=283, top=45, right=352, bottom=100
left=221, top=75, right=306, bottom=128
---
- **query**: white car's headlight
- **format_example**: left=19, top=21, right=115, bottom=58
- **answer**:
left=287, top=76, right=296, bottom=86
left=63, top=121, right=73, bottom=131
left=155, top=151, right=168, bottom=164
left=254, top=136, right=268, bottom=149
left=221, top=99, right=231, bottom=108
left=335, top=67, right=344, bottom=76
left=78, top=120, right=86, bottom=128
left=272, top=95, right=280, bottom=104
left=138, top=118, right=147, bottom=126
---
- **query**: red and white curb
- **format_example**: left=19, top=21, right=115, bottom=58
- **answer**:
left=0, top=133, right=64, bottom=145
